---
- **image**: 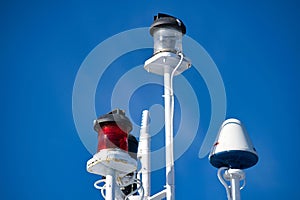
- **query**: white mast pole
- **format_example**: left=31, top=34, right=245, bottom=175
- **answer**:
left=218, top=168, right=245, bottom=200
left=105, top=170, right=116, bottom=200
left=226, top=169, right=245, bottom=200
left=230, top=176, right=241, bottom=200
left=164, top=69, right=175, bottom=200
left=143, top=14, right=189, bottom=200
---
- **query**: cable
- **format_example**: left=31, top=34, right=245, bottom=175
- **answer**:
left=170, top=52, right=184, bottom=96
left=217, top=167, right=232, bottom=200
left=118, top=178, right=144, bottom=200
left=94, top=179, right=106, bottom=190
left=94, top=179, right=107, bottom=199
left=169, top=52, right=184, bottom=140
left=240, top=178, right=246, bottom=190
left=118, top=171, right=136, bottom=186
left=170, top=52, right=184, bottom=118
left=94, top=175, right=144, bottom=200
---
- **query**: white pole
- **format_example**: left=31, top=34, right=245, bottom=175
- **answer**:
left=230, top=175, right=241, bottom=200
left=106, top=170, right=116, bottom=200
left=164, top=69, right=175, bottom=200
left=139, top=110, right=151, bottom=198
left=221, top=169, right=245, bottom=200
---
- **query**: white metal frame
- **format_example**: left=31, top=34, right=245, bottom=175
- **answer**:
left=217, top=167, right=246, bottom=200
left=143, top=51, right=188, bottom=200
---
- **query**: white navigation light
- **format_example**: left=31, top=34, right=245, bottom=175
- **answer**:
left=144, top=13, right=192, bottom=200
left=144, top=13, right=191, bottom=76
left=151, top=14, right=184, bottom=55
left=209, top=118, right=258, bottom=169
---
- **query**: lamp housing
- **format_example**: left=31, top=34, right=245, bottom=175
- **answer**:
left=209, top=118, right=258, bottom=169
left=94, top=109, right=132, bottom=152
left=150, top=13, right=186, bottom=55
left=144, top=13, right=191, bottom=76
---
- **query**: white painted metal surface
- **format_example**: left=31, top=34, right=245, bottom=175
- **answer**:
left=222, top=169, right=246, bottom=200
left=144, top=52, right=191, bottom=76
left=164, top=69, right=175, bottom=200
left=144, top=51, right=187, bottom=200
left=106, top=171, right=116, bottom=200
left=230, top=175, right=241, bottom=200
left=210, top=118, right=257, bottom=155
left=87, top=149, right=137, bottom=177
left=138, top=110, right=151, bottom=198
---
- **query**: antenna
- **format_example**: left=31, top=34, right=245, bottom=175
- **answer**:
left=209, top=118, right=259, bottom=200
left=137, top=110, right=151, bottom=198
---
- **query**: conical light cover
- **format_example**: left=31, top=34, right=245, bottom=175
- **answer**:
left=209, top=118, right=258, bottom=169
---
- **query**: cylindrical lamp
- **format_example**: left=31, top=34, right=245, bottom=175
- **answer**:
left=94, top=109, right=132, bottom=152
left=150, top=13, right=186, bottom=55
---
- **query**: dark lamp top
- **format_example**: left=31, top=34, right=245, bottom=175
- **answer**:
left=150, top=13, right=186, bottom=36
left=94, top=108, right=133, bottom=133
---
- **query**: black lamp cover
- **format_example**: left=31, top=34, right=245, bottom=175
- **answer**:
left=150, top=13, right=186, bottom=36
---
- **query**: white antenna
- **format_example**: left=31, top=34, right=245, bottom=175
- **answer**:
left=138, top=110, right=151, bottom=198
left=209, top=118, right=259, bottom=200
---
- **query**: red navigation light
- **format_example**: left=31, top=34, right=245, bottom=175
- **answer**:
left=94, top=109, right=133, bottom=152
left=97, top=122, right=128, bottom=151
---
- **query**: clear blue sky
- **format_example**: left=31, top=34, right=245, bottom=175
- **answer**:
left=1, top=0, right=300, bottom=199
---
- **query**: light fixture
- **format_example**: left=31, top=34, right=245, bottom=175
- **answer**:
left=144, top=13, right=191, bottom=76
left=94, top=109, right=132, bottom=152
left=151, top=13, right=185, bottom=55
left=87, top=109, right=138, bottom=200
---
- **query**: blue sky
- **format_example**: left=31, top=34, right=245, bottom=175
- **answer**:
left=1, top=0, right=300, bottom=199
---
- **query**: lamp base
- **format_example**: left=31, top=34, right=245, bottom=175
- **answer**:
left=87, top=149, right=137, bottom=177
left=144, top=52, right=191, bottom=76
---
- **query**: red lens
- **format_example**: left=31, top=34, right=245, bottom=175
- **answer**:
left=97, top=123, right=128, bottom=151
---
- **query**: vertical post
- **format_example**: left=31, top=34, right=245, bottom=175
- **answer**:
left=106, top=170, right=116, bottom=200
left=164, top=70, right=175, bottom=200
left=221, top=169, right=245, bottom=200
left=139, top=110, right=151, bottom=198
left=144, top=13, right=189, bottom=200
left=230, top=175, right=241, bottom=200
